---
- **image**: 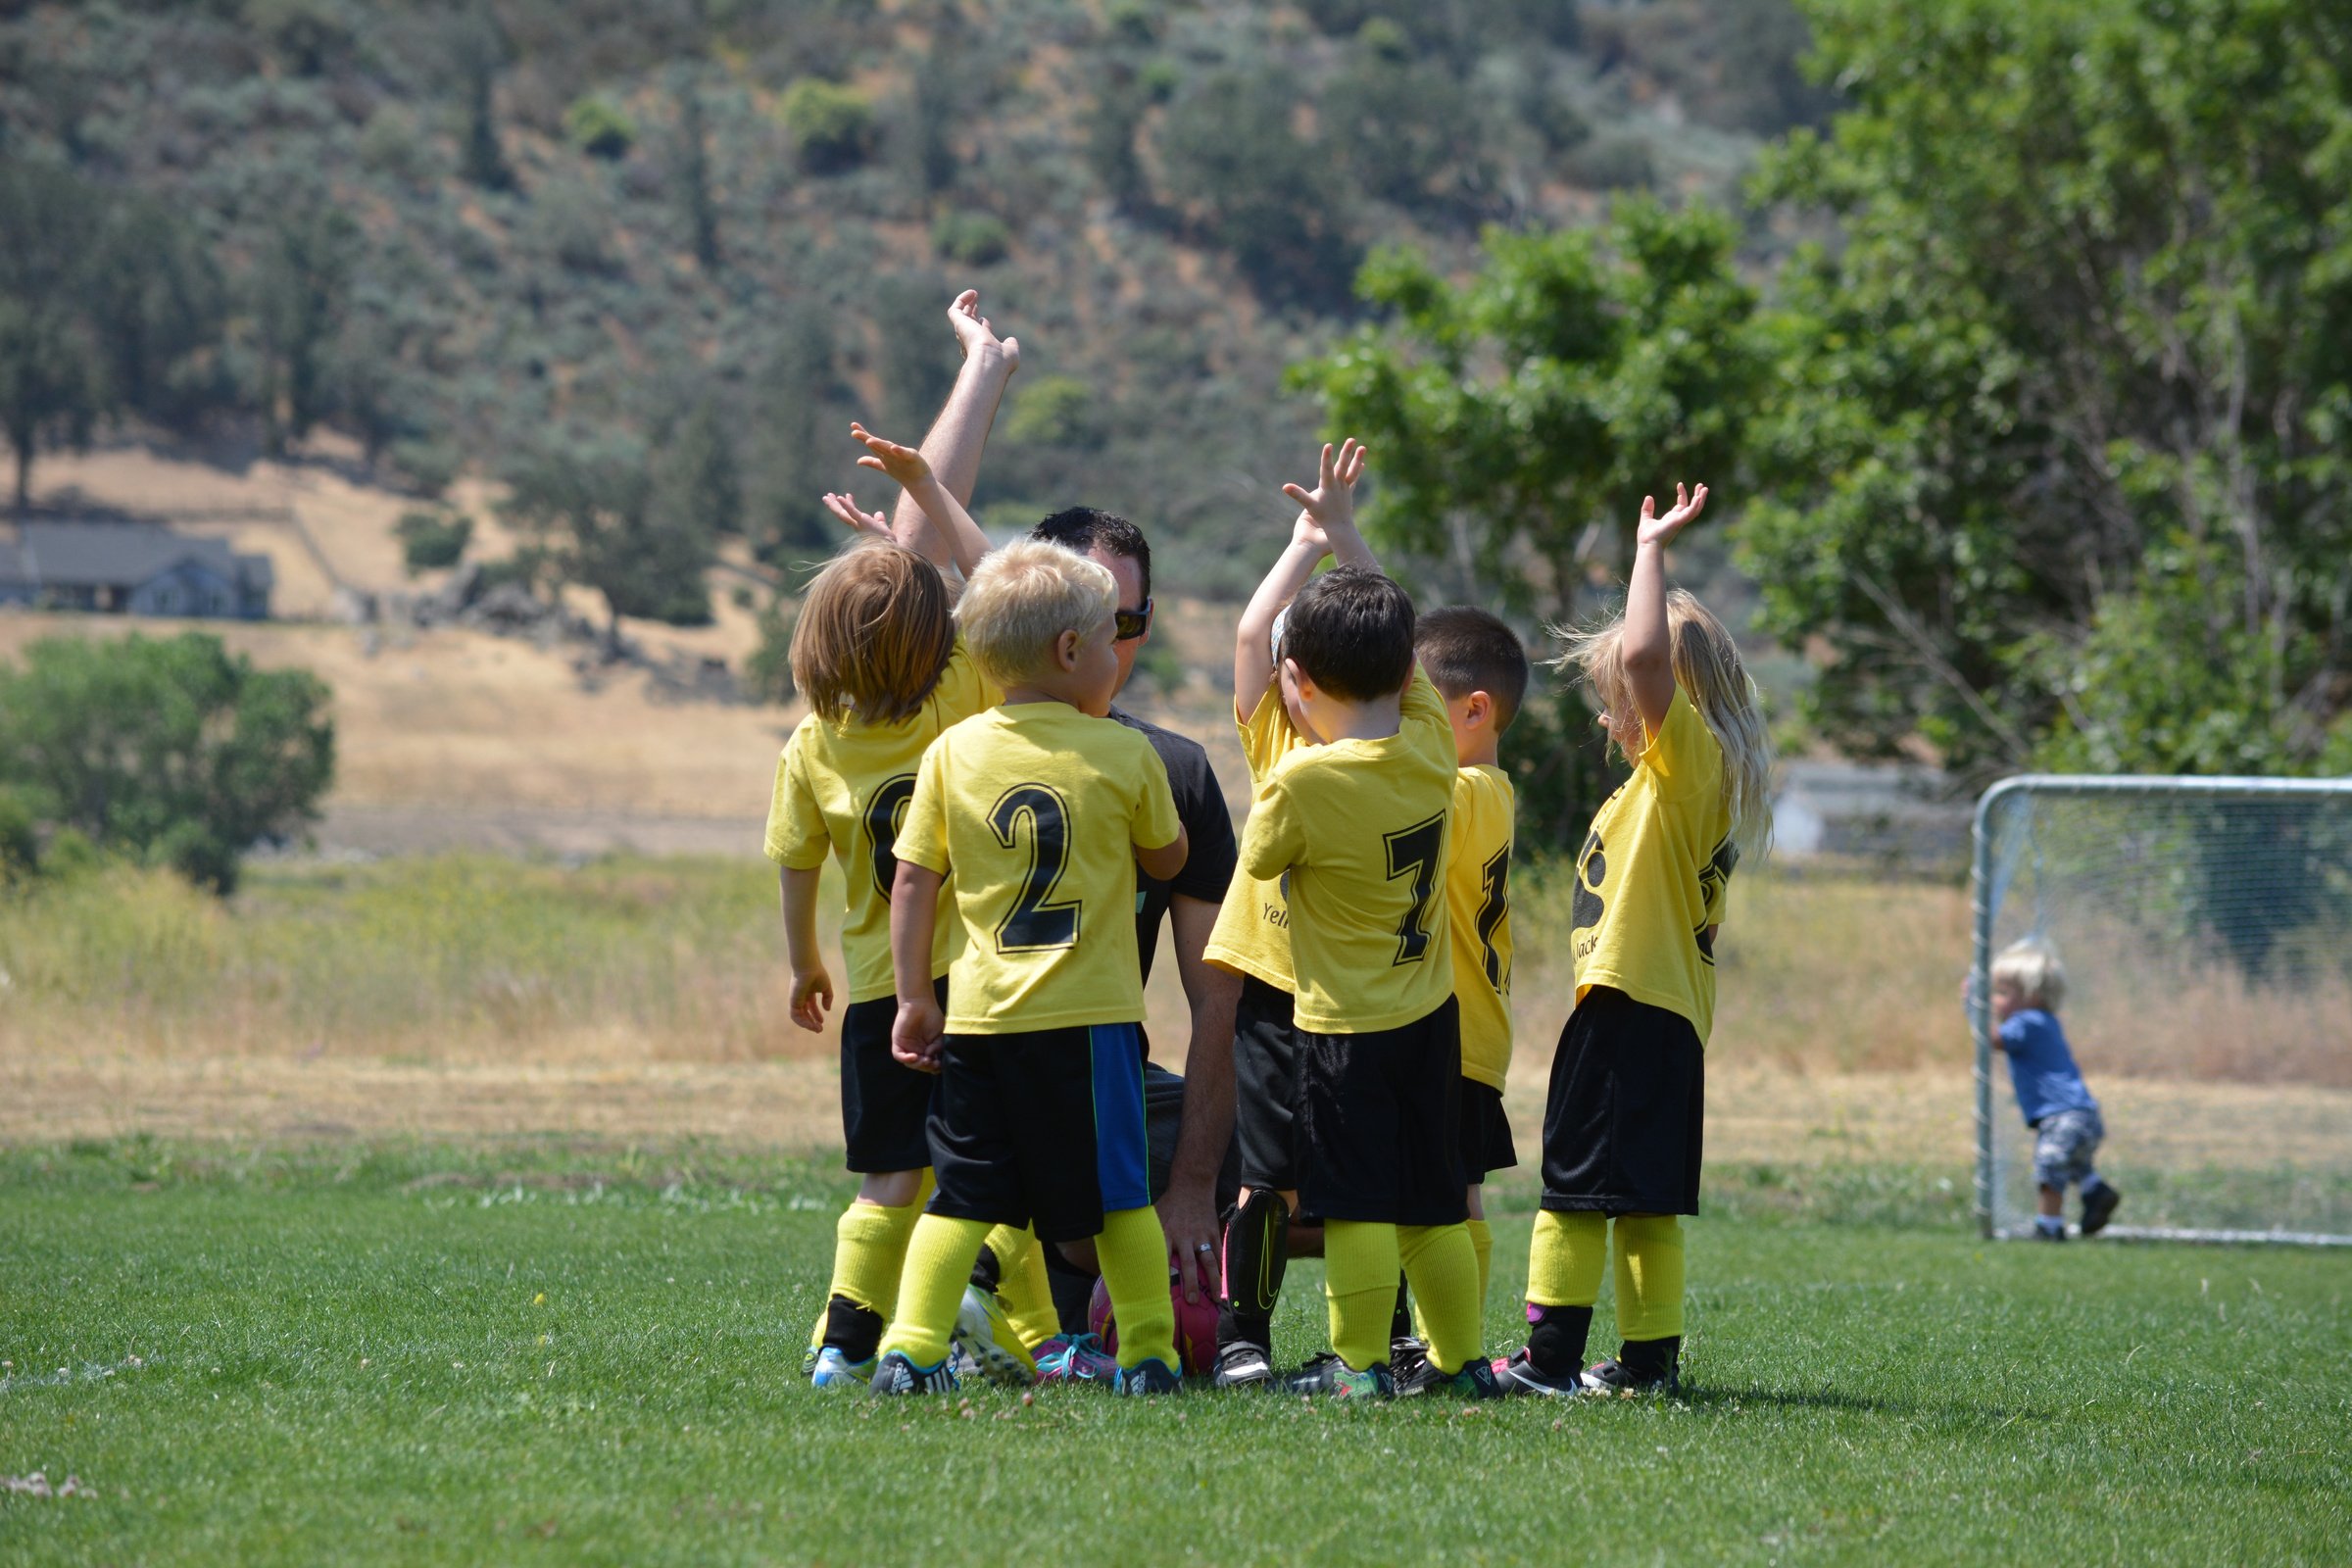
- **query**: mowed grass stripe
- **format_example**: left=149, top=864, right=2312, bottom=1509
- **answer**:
left=1, top=1154, right=2346, bottom=1565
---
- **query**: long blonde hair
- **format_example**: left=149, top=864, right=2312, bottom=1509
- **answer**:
left=1554, top=588, right=1774, bottom=860
left=790, top=540, right=956, bottom=725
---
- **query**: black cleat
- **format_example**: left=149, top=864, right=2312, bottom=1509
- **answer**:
left=1211, top=1340, right=1275, bottom=1390
left=1285, top=1352, right=1393, bottom=1399
left=2080, top=1184, right=2122, bottom=1236
left=1578, top=1357, right=1679, bottom=1397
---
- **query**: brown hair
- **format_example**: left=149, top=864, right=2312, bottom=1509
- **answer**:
left=790, top=540, right=956, bottom=725
left=1415, top=606, right=1532, bottom=730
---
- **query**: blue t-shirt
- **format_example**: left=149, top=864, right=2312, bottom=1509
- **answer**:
left=1998, top=1008, right=2098, bottom=1126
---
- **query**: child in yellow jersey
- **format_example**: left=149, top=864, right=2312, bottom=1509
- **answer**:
left=1230, top=449, right=1501, bottom=1401
left=1385, top=607, right=1532, bottom=1394
left=872, top=540, right=1192, bottom=1396
left=1494, top=484, right=1775, bottom=1399
left=766, top=406, right=1013, bottom=1389
left=1202, top=440, right=1370, bottom=1390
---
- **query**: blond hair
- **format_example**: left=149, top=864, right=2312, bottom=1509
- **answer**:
left=1990, top=939, right=2067, bottom=1011
left=790, top=540, right=956, bottom=725
left=957, top=538, right=1117, bottom=688
left=1555, top=587, right=1774, bottom=859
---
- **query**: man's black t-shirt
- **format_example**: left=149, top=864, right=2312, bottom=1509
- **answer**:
left=1110, top=706, right=1237, bottom=985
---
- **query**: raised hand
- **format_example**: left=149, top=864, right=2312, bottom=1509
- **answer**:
left=850, top=422, right=934, bottom=492
left=820, top=491, right=893, bottom=540
left=1281, top=438, right=1369, bottom=548
left=1637, top=482, right=1710, bottom=549
left=946, top=288, right=1020, bottom=374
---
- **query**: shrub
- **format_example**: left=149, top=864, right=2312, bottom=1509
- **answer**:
left=1563, top=132, right=1656, bottom=192
left=743, top=597, right=797, bottom=704
left=396, top=509, right=474, bottom=573
left=931, top=209, right=1011, bottom=266
left=1005, top=374, right=1106, bottom=449
left=564, top=94, right=637, bottom=160
left=780, top=79, right=876, bottom=173
left=0, top=632, right=335, bottom=894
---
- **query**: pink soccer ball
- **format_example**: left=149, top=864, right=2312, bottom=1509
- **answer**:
left=1086, top=1270, right=1220, bottom=1376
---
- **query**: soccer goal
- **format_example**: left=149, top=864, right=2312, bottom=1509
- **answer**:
left=1971, top=775, right=2352, bottom=1245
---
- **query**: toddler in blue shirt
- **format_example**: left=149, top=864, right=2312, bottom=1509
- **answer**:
left=1991, top=940, right=2121, bottom=1240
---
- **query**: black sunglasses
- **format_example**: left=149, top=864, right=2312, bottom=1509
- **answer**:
left=1113, top=598, right=1154, bottom=642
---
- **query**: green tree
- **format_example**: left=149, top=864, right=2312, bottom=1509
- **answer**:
left=1320, top=24, right=1488, bottom=213
left=85, top=193, right=225, bottom=432
left=1158, top=72, right=1359, bottom=310
left=650, top=394, right=744, bottom=541
left=0, top=158, right=110, bottom=511
left=500, top=430, right=713, bottom=654
left=1740, top=0, right=2352, bottom=778
left=780, top=78, right=875, bottom=173
left=747, top=301, right=848, bottom=562
left=248, top=202, right=360, bottom=455
left=1292, top=199, right=1769, bottom=843
left=0, top=632, right=335, bottom=894
left=672, top=69, right=721, bottom=270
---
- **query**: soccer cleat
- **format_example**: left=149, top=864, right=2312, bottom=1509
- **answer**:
left=1111, top=1357, right=1182, bottom=1396
left=1578, top=1357, right=1680, bottom=1397
left=953, top=1285, right=1038, bottom=1387
left=1285, top=1353, right=1393, bottom=1399
left=2034, top=1224, right=2069, bottom=1243
left=801, top=1344, right=819, bottom=1380
left=1032, top=1333, right=1121, bottom=1386
left=1211, top=1340, right=1275, bottom=1390
left=1489, top=1347, right=1584, bottom=1397
left=1390, top=1339, right=1440, bottom=1397
left=2080, top=1183, right=2123, bottom=1237
left=868, top=1350, right=959, bottom=1396
left=809, top=1347, right=876, bottom=1389
left=1440, top=1357, right=1506, bottom=1400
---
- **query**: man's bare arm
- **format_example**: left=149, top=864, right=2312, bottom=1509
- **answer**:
left=1159, top=893, right=1242, bottom=1303
left=891, top=289, right=1018, bottom=570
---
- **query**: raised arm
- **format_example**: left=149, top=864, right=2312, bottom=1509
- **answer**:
left=849, top=423, right=991, bottom=580
left=886, top=290, right=1018, bottom=571
left=1622, top=481, right=1708, bottom=737
left=1234, top=439, right=1370, bottom=720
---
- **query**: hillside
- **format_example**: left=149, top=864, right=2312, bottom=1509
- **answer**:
left=0, top=0, right=1832, bottom=600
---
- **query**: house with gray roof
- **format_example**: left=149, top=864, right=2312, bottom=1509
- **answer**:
left=0, top=522, right=272, bottom=619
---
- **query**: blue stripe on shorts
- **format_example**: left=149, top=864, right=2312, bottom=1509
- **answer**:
left=1088, top=1022, right=1152, bottom=1212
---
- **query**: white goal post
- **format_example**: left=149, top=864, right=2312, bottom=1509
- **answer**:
left=1971, top=774, right=2352, bottom=1245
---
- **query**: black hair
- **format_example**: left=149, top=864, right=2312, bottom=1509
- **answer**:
left=1414, top=605, right=1531, bottom=730
left=1030, top=508, right=1151, bottom=604
left=1281, top=566, right=1415, bottom=703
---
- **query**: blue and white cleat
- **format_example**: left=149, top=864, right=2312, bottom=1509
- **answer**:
left=868, top=1350, right=960, bottom=1396
left=1111, top=1356, right=1182, bottom=1396
left=809, top=1347, right=876, bottom=1389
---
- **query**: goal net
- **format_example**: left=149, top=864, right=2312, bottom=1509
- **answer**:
left=1970, top=776, right=2352, bottom=1245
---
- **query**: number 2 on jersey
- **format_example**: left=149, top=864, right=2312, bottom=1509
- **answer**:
left=1383, top=811, right=1446, bottom=966
left=990, top=784, right=1082, bottom=952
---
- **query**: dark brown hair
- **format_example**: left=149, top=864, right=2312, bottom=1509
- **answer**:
left=1281, top=566, right=1415, bottom=702
left=1415, top=606, right=1532, bottom=730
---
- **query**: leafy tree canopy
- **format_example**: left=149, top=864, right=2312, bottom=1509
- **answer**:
left=0, top=633, right=335, bottom=893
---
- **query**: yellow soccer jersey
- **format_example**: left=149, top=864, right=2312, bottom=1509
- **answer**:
left=1568, top=685, right=1737, bottom=1043
left=762, top=637, right=1001, bottom=1003
left=1236, top=670, right=1456, bottom=1034
left=1202, top=681, right=1312, bottom=992
left=1444, top=763, right=1516, bottom=1091
left=895, top=702, right=1182, bottom=1034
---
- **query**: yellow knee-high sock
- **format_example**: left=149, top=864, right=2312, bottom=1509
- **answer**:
left=1322, top=1220, right=1401, bottom=1374
left=876, top=1214, right=992, bottom=1367
left=828, top=1199, right=918, bottom=1319
left=1398, top=1224, right=1483, bottom=1376
left=1094, top=1206, right=1176, bottom=1370
left=1611, top=1214, right=1686, bottom=1342
left=1526, top=1209, right=1607, bottom=1307
left=990, top=1225, right=1062, bottom=1351
left=1466, top=1217, right=1494, bottom=1315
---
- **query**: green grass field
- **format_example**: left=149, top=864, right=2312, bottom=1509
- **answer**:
left=3, top=1143, right=2345, bottom=1565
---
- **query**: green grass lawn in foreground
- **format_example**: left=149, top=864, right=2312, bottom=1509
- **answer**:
left=1, top=1143, right=2346, bottom=1566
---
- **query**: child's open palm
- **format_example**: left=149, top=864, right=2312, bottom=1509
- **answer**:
left=1637, top=482, right=1709, bottom=548
left=850, top=422, right=933, bottom=491
left=1280, top=438, right=1369, bottom=552
left=820, top=491, right=892, bottom=540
